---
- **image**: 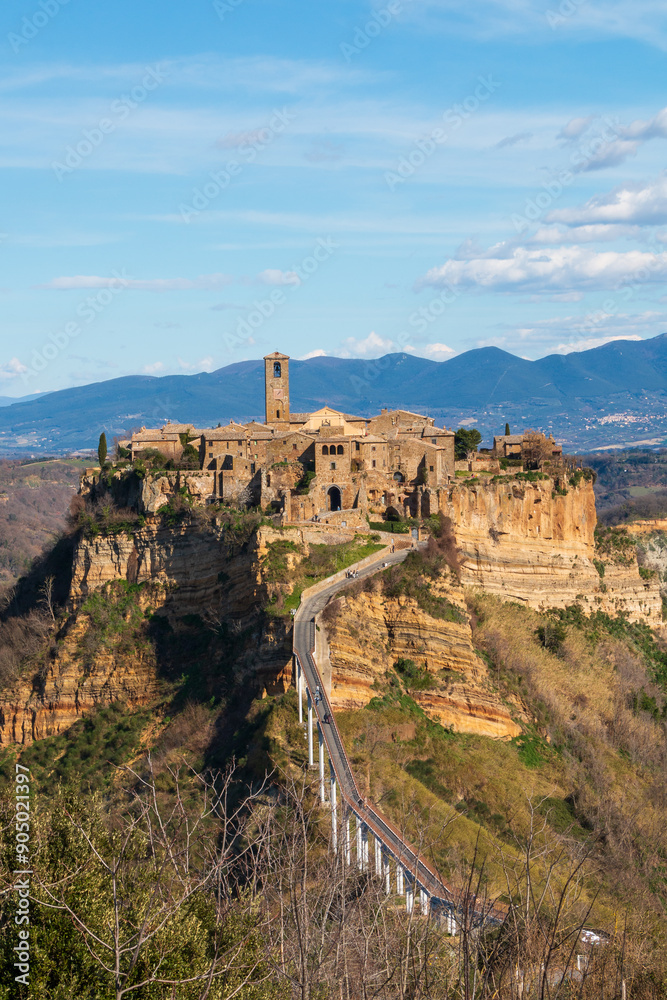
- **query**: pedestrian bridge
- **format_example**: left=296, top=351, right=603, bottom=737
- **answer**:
left=293, top=543, right=461, bottom=927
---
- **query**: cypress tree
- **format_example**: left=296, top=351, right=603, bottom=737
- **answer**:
left=98, top=432, right=107, bottom=468
left=505, top=422, right=511, bottom=436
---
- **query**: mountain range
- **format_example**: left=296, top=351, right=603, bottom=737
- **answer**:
left=3, top=333, right=667, bottom=455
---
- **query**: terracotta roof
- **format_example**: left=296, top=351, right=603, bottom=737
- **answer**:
left=132, top=430, right=180, bottom=442
left=263, top=351, right=290, bottom=360
left=203, top=429, right=247, bottom=441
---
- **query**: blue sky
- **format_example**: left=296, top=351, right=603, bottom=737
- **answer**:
left=2, top=0, right=667, bottom=394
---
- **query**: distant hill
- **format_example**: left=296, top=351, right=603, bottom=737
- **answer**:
left=2, top=334, right=667, bottom=454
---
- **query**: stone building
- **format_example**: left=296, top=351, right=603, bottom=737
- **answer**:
left=127, top=350, right=456, bottom=522
left=492, top=431, right=563, bottom=464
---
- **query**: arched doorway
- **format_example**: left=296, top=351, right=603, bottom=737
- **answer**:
left=328, top=486, right=342, bottom=512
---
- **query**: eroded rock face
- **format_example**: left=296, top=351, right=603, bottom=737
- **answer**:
left=0, top=523, right=298, bottom=745
left=321, top=585, right=523, bottom=740
left=443, top=479, right=662, bottom=624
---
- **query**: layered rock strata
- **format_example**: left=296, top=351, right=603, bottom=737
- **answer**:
left=441, top=478, right=662, bottom=624
left=321, top=584, right=523, bottom=739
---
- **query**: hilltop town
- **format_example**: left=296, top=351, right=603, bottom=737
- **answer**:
left=121, top=350, right=562, bottom=525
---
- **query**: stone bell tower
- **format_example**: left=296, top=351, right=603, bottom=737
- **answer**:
left=264, top=351, right=290, bottom=430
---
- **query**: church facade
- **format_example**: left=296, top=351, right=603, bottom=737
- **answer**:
left=127, top=351, right=456, bottom=523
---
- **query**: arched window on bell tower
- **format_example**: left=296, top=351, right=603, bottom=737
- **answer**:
left=264, top=351, right=290, bottom=427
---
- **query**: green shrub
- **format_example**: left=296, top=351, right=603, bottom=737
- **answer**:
left=393, top=657, right=434, bottom=690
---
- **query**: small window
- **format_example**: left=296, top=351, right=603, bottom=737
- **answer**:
left=322, top=445, right=329, bottom=455
left=337, top=445, right=344, bottom=455
left=330, top=461, right=336, bottom=470
left=371, top=446, right=376, bottom=451
left=276, top=410, right=280, bottom=419
left=274, top=361, right=281, bottom=377
left=251, top=462, right=256, bottom=474
left=372, top=460, right=376, bottom=468
left=293, top=443, right=297, bottom=450
left=355, top=441, right=360, bottom=451
left=429, top=465, right=434, bottom=472
left=431, top=438, right=437, bottom=444
left=208, top=452, right=213, bottom=458
left=267, top=474, right=271, bottom=486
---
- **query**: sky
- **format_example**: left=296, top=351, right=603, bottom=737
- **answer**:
left=1, top=0, right=667, bottom=395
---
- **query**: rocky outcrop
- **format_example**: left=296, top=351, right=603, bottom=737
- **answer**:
left=321, top=584, right=522, bottom=739
left=0, top=611, right=162, bottom=745
left=441, top=478, right=662, bottom=624
left=0, top=522, right=303, bottom=745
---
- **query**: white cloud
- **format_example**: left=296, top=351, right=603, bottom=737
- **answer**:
left=0, top=357, right=28, bottom=379
left=177, top=356, right=215, bottom=372
left=418, top=245, right=667, bottom=292
left=256, top=269, right=300, bottom=286
left=417, top=0, right=667, bottom=50
left=495, top=131, right=533, bottom=149
left=548, top=173, right=667, bottom=227
left=552, top=334, right=643, bottom=354
left=142, top=361, right=165, bottom=374
left=418, top=342, right=456, bottom=359
left=38, top=273, right=235, bottom=292
left=501, top=311, right=666, bottom=354
left=339, top=332, right=400, bottom=358
left=529, top=224, right=641, bottom=244
left=557, top=117, right=594, bottom=142
left=300, top=349, right=327, bottom=359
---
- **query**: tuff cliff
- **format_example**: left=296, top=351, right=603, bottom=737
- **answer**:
left=0, top=519, right=299, bottom=745
left=441, top=476, right=662, bottom=624
left=1, top=472, right=663, bottom=746
left=319, top=579, right=524, bottom=740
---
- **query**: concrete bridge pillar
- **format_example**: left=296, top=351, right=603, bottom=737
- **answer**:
left=307, top=690, right=314, bottom=767
left=406, top=879, right=414, bottom=915
left=361, top=825, right=369, bottom=870
left=382, top=849, right=391, bottom=894
left=374, top=836, right=382, bottom=875
left=356, top=816, right=363, bottom=870
left=396, top=865, right=404, bottom=896
left=344, top=813, right=351, bottom=866
left=330, top=762, right=337, bottom=852
left=317, top=722, right=325, bottom=803
left=296, top=658, right=303, bottom=724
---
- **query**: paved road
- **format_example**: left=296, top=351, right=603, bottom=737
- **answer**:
left=293, top=544, right=454, bottom=904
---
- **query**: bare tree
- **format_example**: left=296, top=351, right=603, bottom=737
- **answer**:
left=31, top=757, right=274, bottom=1000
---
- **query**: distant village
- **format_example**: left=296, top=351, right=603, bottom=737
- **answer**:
left=121, top=351, right=562, bottom=524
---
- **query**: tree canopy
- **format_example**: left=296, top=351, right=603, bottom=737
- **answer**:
left=454, top=427, right=482, bottom=459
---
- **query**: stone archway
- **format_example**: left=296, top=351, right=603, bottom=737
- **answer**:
left=328, top=485, right=342, bottom=512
